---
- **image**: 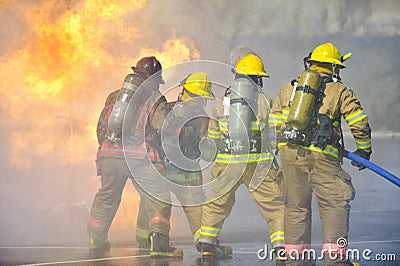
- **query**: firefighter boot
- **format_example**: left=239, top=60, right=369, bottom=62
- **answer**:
left=87, top=237, right=110, bottom=259
left=197, top=241, right=232, bottom=259
left=216, top=244, right=233, bottom=257
left=275, top=246, right=286, bottom=266
left=216, top=239, right=233, bottom=257
left=149, top=232, right=183, bottom=258
left=137, top=237, right=150, bottom=255
left=201, top=242, right=232, bottom=260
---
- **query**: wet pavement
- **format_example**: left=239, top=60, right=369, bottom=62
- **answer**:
left=0, top=236, right=399, bottom=265
left=1, top=185, right=399, bottom=266
left=1, top=137, right=399, bottom=265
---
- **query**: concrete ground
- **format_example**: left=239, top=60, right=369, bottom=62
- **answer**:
left=1, top=184, right=399, bottom=266
left=1, top=138, right=399, bottom=265
left=0, top=237, right=399, bottom=265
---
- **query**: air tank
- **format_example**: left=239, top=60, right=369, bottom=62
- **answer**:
left=287, top=69, right=321, bottom=130
left=108, top=73, right=144, bottom=138
left=228, top=78, right=258, bottom=153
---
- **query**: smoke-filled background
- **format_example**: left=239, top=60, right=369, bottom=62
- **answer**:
left=0, top=0, right=398, bottom=246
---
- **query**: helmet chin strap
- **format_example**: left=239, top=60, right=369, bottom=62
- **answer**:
left=304, top=52, right=312, bottom=70
left=331, top=62, right=338, bottom=82
left=178, top=85, right=185, bottom=102
left=257, top=76, right=264, bottom=93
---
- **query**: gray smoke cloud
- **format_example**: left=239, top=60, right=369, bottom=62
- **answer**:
left=0, top=0, right=398, bottom=246
left=136, top=0, right=399, bottom=131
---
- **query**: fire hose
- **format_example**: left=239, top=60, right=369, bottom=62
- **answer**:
left=343, top=150, right=400, bottom=188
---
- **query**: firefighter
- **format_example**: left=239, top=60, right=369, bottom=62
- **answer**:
left=271, top=42, right=371, bottom=266
left=87, top=56, right=183, bottom=258
left=135, top=72, right=232, bottom=257
left=197, top=53, right=285, bottom=264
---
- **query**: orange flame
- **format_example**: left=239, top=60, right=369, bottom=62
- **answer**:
left=0, top=0, right=199, bottom=233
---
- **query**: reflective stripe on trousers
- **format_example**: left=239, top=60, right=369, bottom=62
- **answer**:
left=270, top=231, right=285, bottom=248
left=200, top=226, right=220, bottom=239
left=216, top=152, right=274, bottom=164
left=136, top=227, right=149, bottom=240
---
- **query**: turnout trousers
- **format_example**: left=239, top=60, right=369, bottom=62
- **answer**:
left=199, top=161, right=284, bottom=248
left=136, top=163, right=205, bottom=245
left=280, top=145, right=355, bottom=266
left=87, top=157, right=172, bottom=243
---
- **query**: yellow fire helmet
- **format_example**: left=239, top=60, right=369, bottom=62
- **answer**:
left=181, top=72, right=215, bottom=98
left=235, top=53, right=269, bottom=77
left=308, top=42, right=352, bottom=68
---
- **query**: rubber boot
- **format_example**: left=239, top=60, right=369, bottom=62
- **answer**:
left=201, top=242, right=232, bottom=261
left=196, top=241, right=232, bottom=258
left=216, top=239, right=233, bottom=256
left=274, top=246, right=286, bottom=266
left=136, top=237, right=150, bottom=255
left=149, top=232, right=183, bottom=258
left=323, top=254, right=352, bottom=266
left=216, top=244, right=233, bottom=257
left=87, top=237, right=110, bottom=259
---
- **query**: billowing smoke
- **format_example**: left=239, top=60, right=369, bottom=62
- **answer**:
left=138, top=0, right=399, bottom=130
left=0, top=0, right=398, bottom=245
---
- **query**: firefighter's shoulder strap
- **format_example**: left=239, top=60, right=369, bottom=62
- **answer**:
left=312, top=74, right=342, bottom=150
left=97, top=90, right=119, bottom=145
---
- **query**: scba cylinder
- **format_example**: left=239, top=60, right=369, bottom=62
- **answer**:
left=108, top=74, right=144, bottom=137
left=228, top=78, right=258, bottom=153
left=287, top=69, right=321, bottom=130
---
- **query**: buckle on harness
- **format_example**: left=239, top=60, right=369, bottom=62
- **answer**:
left=219, top=138, right=261, bottom=154
left=281, top=128, right=309, bottom=146
left=106, top=133, right=122, bottom=143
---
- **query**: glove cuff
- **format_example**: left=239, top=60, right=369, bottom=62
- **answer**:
left=356, top=149, right=371, bottom=159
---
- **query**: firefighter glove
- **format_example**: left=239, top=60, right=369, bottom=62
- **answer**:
left=314, top=114, right=333, bottom=150
left=199, top=138, right=217, bottom=162
left=351, top=149, right=371, bottom=171
left=314, top=135, right=329, bottom=150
